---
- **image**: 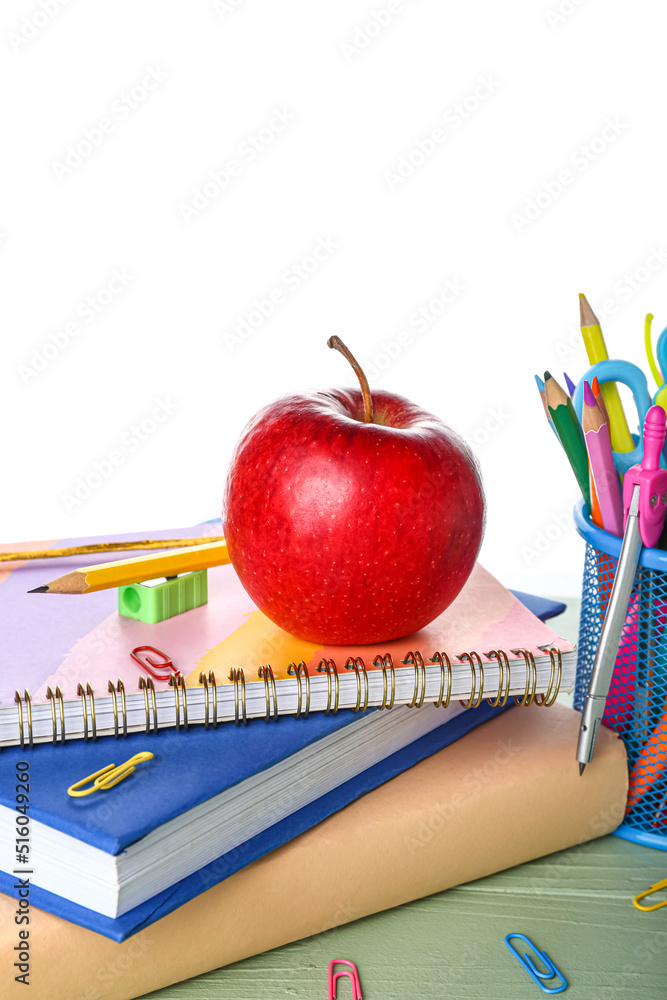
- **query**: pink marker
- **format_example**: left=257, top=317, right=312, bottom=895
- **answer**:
left=582, top=380, right=623, bottom=536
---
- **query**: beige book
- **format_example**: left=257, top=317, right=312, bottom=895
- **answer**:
left=0, top=704, right=627, bottom=1000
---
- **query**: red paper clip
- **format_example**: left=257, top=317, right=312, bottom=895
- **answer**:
left=328, top=960, right=362, bottom=1000
left=130, top=646, right=180, bottom=681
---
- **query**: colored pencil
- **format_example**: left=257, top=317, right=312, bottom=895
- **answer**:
left=591, top=375, right=610, bottom=426
left=579, top=293, right=634, bottom=452
left=590, top=380, right=617, bottom=563
left=563, top=372, right=576, bottom=397
left=578, top=378, right=604, bottom=528
left=0, top=537, right=225, bottom=563
left=545, top=371, right=591, bottom=510
left=535, top=374, right=558, bottom=438
left=28, top=540, right=230, bottom=595
left=588, top=463, right=603, bottom=529
left=582, top=381, right=624, bottom=536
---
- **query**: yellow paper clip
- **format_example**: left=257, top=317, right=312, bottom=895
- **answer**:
left=67, top=752, right=154, bottom=797
left=633, top=877, right=667, bottom=912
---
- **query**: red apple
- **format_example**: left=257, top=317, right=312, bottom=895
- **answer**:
left=222, top=339, right=485, bottom=644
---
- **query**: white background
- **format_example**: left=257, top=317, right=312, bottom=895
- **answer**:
left=1, top=0, right=663, bottom=595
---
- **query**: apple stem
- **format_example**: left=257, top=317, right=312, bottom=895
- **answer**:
left=327, top=336, right=374, bottom=423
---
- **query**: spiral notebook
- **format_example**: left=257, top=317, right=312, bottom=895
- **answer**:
left=0, top=520, right=575, bottom=941
left=0, top=520, right=576, bottom=747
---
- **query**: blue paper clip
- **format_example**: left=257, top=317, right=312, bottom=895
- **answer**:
left=505, top=934, right=567, bottom=994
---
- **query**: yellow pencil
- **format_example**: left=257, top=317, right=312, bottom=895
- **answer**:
left=0, top=536, right=225, bottom=563
left=579, top=293, right=634, bottom=452
left=29, top=540, right=230, bottom=595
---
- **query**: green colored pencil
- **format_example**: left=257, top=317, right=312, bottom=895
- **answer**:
left=544, top=371, right=591, bottom=511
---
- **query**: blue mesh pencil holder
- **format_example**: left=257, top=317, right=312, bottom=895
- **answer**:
left=574, top=498, right=667, bottom=850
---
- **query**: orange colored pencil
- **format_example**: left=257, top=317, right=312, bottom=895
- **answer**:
left=591, top=376, right=610, bottom=425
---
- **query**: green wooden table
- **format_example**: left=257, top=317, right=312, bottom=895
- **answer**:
left=141, top=600, right=667, bottom=1000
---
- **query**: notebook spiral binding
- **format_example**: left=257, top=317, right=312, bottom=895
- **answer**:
left=10, top=647, right=563, bottom=749
left=198, top=670, right=218, bottom=728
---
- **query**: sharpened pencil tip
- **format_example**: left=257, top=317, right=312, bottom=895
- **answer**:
left=28, top=585, right=49, bottom=593
left=579, top=762, right=586, bottom=776
left=579, top=292, right=599, bottom=328
left=544, top=370, right=552, bottom=381
left=563, top=372, right=576, bottom=397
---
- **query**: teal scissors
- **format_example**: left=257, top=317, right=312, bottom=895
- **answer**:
left=572, top=319, right=667, bottom=473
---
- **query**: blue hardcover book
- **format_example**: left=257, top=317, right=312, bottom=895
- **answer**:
left=0, top=702, right=505, bottom=941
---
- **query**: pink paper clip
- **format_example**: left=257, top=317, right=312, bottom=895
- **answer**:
left=130, top=646, right=180, bottom=681
left=328, top=960, right=362, bottom=1000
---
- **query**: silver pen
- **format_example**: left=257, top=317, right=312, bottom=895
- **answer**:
left=576, top=484, right=642, bottom=774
